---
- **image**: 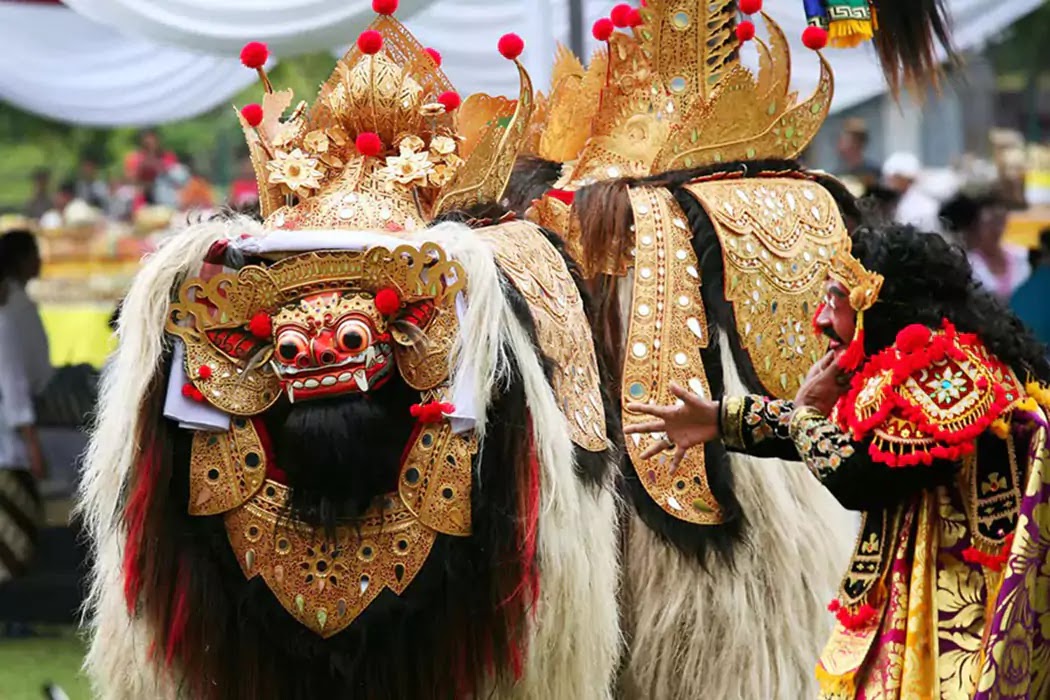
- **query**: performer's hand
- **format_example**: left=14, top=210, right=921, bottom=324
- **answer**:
left=625, top=382, right=719, bottom=473
left=794, top=351, right=850, bottom=416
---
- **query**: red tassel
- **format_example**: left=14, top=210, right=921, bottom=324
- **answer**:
left=836, top=328, right=866, bottom=372
left=835, top=603, right=877, bottom=630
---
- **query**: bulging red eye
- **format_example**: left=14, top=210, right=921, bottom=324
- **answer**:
left=336, top=318, right=372, bottom=354
left=275, top=329, right=309, bottom=362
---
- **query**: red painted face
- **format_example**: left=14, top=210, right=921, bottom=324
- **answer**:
left=271, top=293, right=395, bottom=402
left=814, top=280, right=857, bottom=358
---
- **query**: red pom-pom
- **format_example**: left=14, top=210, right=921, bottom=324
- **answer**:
left=498, top=33, right=525, bottom=60
left=610, top=3, right=633, bottom=27
left=827, top=599, right=841, bottom=613
left=437, top=91, right=462, bottom=112
left=197, top=365, right=213, bottom=381
left=627, top=8, right=643, bottom=27
left=410, top=401, right=456, bottom=424
left=802, top=25, right=828, bottom=51
left=424, top=47, right=442, bottom=66
left=355, top=132, right=383, bottom=157
left=181, top=383, right=205, bottom=403
left=240, top=42, right=269, bottom=69
left=240, top=103, right=263, bottom=127
left=358, top=29, right=384, bottom=55
left=738, top=0, right=762, bottom=14
left=592, top=18, right=615, bottom=42
left=896, top=324, right=932, bottom=354
left=735, top=20, right=756, bottom=42
left=249, top=312, right=272, bottom=339
left=372, top=0, right=398, bottom=14
left=374, top=287, right=402, bottom=316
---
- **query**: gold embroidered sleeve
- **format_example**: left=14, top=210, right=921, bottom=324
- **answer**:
left=720, top=394, right=798, bottom=458
left=788, top=407, right=857, bottom=481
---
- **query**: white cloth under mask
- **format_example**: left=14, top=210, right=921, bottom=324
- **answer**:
left=164, top=233, right=477, bottom=434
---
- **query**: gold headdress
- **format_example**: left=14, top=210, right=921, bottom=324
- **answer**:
left=829, top=241, right=884, bottom=313
left=237, top=4, right=533, bottom=232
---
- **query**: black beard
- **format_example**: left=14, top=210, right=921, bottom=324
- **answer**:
left=275, top=376, right=418, bottom=535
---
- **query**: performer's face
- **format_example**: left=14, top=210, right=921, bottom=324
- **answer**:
left=815, top=280, right=856, bottom=357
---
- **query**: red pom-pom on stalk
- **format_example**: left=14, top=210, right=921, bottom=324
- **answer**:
left=735, top=20, right=756, bottom=43
left=895, top=324, right=933, bottom=354
left=498, top=33, right=525, bottom=60
left=437, top=91, right=461, bottom=112
left=197, top=365, right=213, bottom=381
left=802, top=25, right=828, bottom=51
left=372, top=0, right=398, bottom=14
left=374, top=288, right=402, bottom=316
left=610, top=3, right=634, bottom=28
left=627, top=8, right=643, bottom=27
left=738, top=0, right=762, bottom=14
left=592, top=18, right=615, bottom=42
left=355, top=132, right=383, bottom=157
left=249, top=312, right=272, bottom=339
left=240, top=42, right=269, bottom=69
left=358, top=29, right=384, bottom=55
left=424, top=47, right=442, bottom=66
left=240, top=103, right=263, bottom=127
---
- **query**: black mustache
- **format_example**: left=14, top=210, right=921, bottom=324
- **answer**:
left=822, top=325, right=844, bottom=345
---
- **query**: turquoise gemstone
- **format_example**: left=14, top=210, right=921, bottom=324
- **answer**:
left=941, top=380, right=952, bottom=389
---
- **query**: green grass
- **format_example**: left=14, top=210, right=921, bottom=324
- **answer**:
left=0, top=629, right=91, bottom=700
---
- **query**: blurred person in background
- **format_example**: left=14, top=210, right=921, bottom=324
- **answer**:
left=941, top=192, right=1030, bottom=301
left=837, top=118, right=881, bottom=191
left=125, top=129, right=177, bottom=206
left=23, top=169, right=52, bottom=220
left=0, top=231, right=52, bottom=633
left=38, top=181, right=77, bottom=230
left=882, top=151, right=943, bottom=232
left=74, top=158, right=110, bottom=211
left=1012, top=228, right=1050, bottom=349
left=178, top=157, right=216, bottom=212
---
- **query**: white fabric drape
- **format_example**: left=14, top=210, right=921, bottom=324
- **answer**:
left=0, top=0, right=1044, bottom=126
left=0, top=4, right=258, bottom=126
left=62, top=0, right=432, bottom=56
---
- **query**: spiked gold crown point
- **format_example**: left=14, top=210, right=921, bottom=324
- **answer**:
left=828, top=242, right=884, bottom=312
left=238, top=10, right=534, bottom=232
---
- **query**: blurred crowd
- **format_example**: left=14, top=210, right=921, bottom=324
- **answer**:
left=831, top=118, right=1050, bottom=349
left=21, top=130, right=260, bottom=231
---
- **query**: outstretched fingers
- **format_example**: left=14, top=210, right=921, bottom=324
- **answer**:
left=624, top=420, right=668, bottom=435
left=625, top=401, right=676, bottom=419
left=668, top=382, right=705, bottom=408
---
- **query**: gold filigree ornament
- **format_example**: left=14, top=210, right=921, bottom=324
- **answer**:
left=622, top=187, right=721, bottom=523
left=829, top=238, right=885, bottom=314
left=474, top=220, right=608, bottom=452
left=236, top=6, right=534, bottom=232
left=684, top=178, right=850, bottom=397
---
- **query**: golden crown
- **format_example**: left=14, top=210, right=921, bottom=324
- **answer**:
left=528, top=1, right=833, bottom=195
left=828, top=241, right=884, bottom=312
left=237, top=1, right=533, bottom=232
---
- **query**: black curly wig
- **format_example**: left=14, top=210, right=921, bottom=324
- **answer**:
left=853, top=224, right=1050, bottom=382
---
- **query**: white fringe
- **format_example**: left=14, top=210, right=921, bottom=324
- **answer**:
left=424, top=222, right=621, bottom=699
left=78, top=216, right=247, bottom=699
left=620, top=334, right=857, bottom=700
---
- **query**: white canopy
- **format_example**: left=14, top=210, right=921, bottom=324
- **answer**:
left=0, top=0, right=1043, bottom=126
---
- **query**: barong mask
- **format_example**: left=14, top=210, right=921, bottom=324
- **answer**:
left=161, top=0, right=541, bottom=639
